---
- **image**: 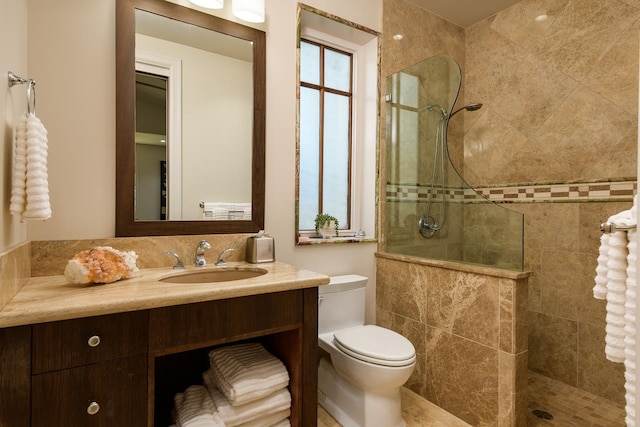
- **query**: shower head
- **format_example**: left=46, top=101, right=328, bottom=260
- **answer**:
left=449, top=103, right=483, bottom=118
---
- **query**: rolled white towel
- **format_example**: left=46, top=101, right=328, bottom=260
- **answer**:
left=594, top=233, right=611, bottom=299
left=203, top=378, right=290, bottom=427
left=208, top=343, right=290, bottom=406
left=9, top=113, right=28, bottom=215
left=604, top=229, right=630, bottom=363
left=174, top=385, right=224, bottom=427
left=22, top=113, right=51, bottom=220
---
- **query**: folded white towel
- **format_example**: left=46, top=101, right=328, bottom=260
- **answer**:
left=238, top=409, right=290, bottom=427
left=263, top=419, right=290, bottom=427
left=203, top=378, right=290, bottom=427
left=174, top=385, right=225, bottom=427
left=208, top=343, right=290, bottom=406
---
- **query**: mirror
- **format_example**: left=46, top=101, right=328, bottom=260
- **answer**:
left=116, top=0, right=266, bottom=236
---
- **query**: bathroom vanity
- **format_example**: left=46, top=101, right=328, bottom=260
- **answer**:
left=0, top=262, right=327, bottom=426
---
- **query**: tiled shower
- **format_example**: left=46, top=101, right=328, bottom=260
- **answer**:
left=379, top=0, right=638, bottom=425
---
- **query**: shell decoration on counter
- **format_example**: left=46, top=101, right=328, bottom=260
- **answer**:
left=64, top=246, right=139, bottom=284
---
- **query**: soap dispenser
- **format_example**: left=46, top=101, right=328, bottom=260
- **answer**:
left=246, top=230, right=275, bottom=263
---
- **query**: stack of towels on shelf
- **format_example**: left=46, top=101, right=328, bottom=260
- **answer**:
left=171, top=342, right=291, bottom=427
left=202, top=203, right=251, bottom=220
left=593, top=195, right=637, bottom=427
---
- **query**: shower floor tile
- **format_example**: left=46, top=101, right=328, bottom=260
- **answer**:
left=528, top=371, right=626, bottom=427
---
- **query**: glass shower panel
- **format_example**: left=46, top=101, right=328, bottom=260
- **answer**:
left=384, top=55, right=524, bottom=271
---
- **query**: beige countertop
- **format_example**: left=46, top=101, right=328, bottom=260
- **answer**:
left=0, top=261, right=329, bottom=328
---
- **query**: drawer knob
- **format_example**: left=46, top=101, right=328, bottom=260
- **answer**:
left=87, top=401, right=100, bottom=415
left=87, top=335, right=101, bottom=347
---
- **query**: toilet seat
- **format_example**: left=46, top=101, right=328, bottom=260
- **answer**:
left=333, top=325, right=416, bottom=367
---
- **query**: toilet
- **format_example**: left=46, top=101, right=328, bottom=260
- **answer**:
left=318, top=275, right=416, bottom=427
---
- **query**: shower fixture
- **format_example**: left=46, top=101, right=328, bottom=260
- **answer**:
left=450, top=103, right=483, bottom=117
left=418, top=102, right=482, bottom=238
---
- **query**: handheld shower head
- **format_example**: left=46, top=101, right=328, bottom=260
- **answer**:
left=450, top=103, right=483, bottom=117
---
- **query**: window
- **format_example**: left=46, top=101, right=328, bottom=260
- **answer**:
left=296, top=6, right=379, bottom=242
left=299, top=40, right=353, bottom=230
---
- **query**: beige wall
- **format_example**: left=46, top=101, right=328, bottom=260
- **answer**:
left=8, top=0, right=381, bottom=318
left=463, top=0, right=639, bottom=404
left=0, top=0, right=28, bottom=252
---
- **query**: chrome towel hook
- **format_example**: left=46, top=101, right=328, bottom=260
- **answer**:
left=7, top=71, right=37, bottom=114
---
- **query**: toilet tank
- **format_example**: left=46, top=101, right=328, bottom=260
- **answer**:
left=318, top=275, right=368, bottom=335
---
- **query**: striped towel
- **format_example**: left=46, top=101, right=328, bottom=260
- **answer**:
left=202, top=376, right=290, bottom=427
left=208, top=343, right=290, bottom=406
left=174, top=385, right=224, bottom=427
left=238, top=409, right=290, bottom=427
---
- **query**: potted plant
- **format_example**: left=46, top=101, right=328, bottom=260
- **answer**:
left=314, top=213, right=339, bottom=239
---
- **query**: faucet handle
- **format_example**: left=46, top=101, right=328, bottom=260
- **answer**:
left=164, top=251, right=185, bottom=269
left=216, top=248, right=235, bottom=266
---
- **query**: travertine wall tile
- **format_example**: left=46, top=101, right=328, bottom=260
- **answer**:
left=0, top=241, right=31, bottom=311
left=376, top=255, right=526, bottom=426
left=427, top=268, right=500, bottom=348
left=31, top=234, right=251, bottom=276
left=426, top=326, right=499, bottom=426
left=498, top=351, right=528, bottom=426
left=528, top=311, right=577, bottom=386
left=534, top=0, right=640, bottom=82
left=577, top=321, right=626, bottom=403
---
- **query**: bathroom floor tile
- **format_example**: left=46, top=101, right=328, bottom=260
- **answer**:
left=317, top=387, right=471, bottom=427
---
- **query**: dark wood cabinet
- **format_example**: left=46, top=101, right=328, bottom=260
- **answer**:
left=0, top=288, right=318, bottom=427
left=32, top=355, right=148, bottom=427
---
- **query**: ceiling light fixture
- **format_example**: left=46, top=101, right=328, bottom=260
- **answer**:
left=188, top=0, right=224, bottom=9
left=535, top=14, right=548, bottom=22
left=232, top=0, right=265, bottom=23
left=392, top=34, right=404, bottom=41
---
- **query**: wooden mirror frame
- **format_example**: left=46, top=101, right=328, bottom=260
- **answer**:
left=116, top=0, right=265, bottom=236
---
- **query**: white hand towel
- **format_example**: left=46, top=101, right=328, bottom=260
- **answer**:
left=208, top=343, right=290, bottom=406
left=174, top=385, right=225, bottom=427
left=203, top=378, right=290, bottom=427
left=594, top=232, right=610, bottom=299
left=23, top=113, right=51, bottom=220
left=600, top=210, right=633, bottom=363
left=238, top=409, right=290, bottom=427
left=9, top=113, right=28, bottom=215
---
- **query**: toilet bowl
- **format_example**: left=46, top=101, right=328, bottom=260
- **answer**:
left=318, top=275, right=416, bottom=427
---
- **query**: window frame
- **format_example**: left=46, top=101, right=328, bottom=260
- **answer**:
left=299, top=39, right=354, bottom=231
left=296, top=5, right=380, bottom=244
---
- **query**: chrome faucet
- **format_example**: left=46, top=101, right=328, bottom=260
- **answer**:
left=195, top=240, right=211, bottom=267
left=164, top=251, right=185, bottom=269
left=216, top=248, right=235, bottom=266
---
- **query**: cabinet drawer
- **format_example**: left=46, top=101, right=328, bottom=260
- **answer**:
left=32, top=311, right=148, bottom=373
left=150, top=290, right=303, bottom=351
left=31, top=354, right=147, bottom=427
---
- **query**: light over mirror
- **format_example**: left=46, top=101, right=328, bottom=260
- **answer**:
left=116, top=0, right=265, bottom=236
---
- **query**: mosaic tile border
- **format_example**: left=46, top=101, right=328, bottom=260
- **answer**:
left=385, top=180, right=637, bottom=203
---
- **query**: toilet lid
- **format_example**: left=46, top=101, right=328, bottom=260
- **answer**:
left=333, top=325, right=416, bottom=367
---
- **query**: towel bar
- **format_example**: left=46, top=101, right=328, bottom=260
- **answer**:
left=600, top=222, right=637, bottom=234
left=8, top=71, right=36, bottom=114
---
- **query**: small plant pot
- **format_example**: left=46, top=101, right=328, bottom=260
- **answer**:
left=319, top=226, right=335, bottom=239
left=317, top=220, right=337, bottom=239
